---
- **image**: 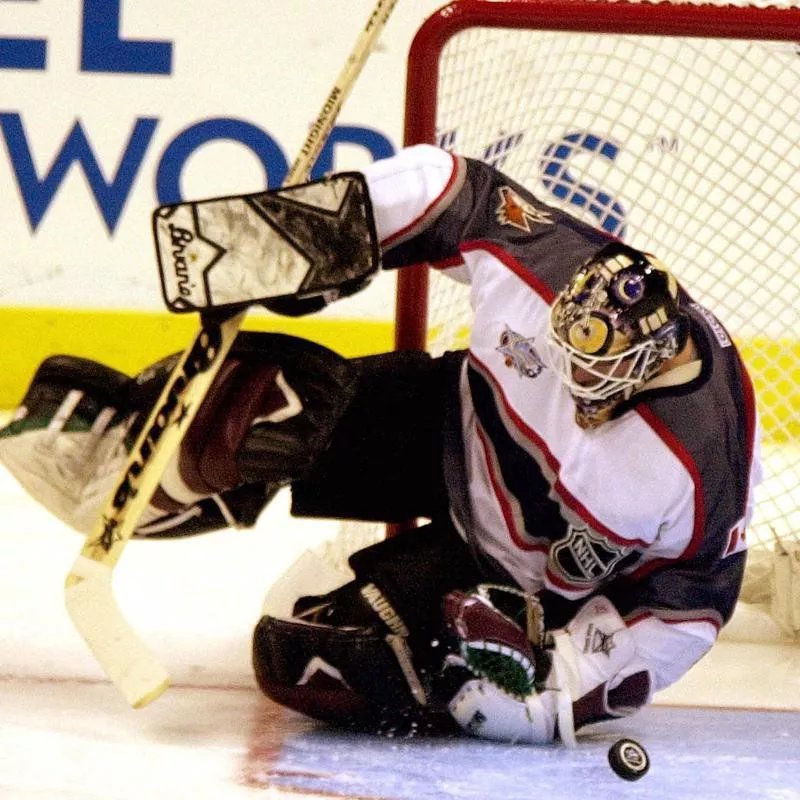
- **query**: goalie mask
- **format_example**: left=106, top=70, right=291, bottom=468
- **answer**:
left=547, top=243, right=689, bottom=429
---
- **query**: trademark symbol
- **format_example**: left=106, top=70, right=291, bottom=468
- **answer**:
left=647, top=134, right=680, bottom=154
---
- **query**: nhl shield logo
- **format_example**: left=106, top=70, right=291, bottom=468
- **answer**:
left=550, top=525, right=631, bottom=586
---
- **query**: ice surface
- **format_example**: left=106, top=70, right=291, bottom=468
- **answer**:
left=1, top=463, right=799, bottom=799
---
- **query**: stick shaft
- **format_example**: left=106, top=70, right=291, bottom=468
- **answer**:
left=65, top=0, right=399, bottom=707
left=288, top=0, right=398, bottom=183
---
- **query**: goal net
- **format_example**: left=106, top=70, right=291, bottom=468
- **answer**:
left=395, top=0, right=800, bottom=638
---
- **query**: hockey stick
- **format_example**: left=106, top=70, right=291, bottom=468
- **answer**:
left=63, top=0, right=399, bottom=708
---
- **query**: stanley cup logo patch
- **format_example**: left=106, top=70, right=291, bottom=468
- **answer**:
left=496, top=325, right=546, bottom=378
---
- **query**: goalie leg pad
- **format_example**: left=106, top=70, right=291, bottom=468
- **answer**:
left=252, top=613, right=423, bottom=729
left=345, top=522, right=486, bottom=662
left=0, top=355, right=132, bottom=532
left=134, top=482, right=280, bottom=539
left=130, top=331, right=359, bottom=506
left=0, top=340, right=311, bottom=537
left=232, top=332, right=360, bottom=485
left=254, top=524, right=489, bottom=732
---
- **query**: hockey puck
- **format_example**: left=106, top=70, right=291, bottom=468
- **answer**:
left=608, top=738, right=650, bottom=781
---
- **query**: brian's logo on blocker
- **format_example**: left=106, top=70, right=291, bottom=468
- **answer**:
left=154, top=205, right=226, bottom=310
left=496, top=325, right=545, bottom=378
left=167, top=223, right=196, bottom=298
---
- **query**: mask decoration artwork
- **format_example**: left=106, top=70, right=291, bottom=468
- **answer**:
left=547, top=244, right=689, bottom=428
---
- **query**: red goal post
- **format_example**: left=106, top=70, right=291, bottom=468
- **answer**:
left=396, top=0, right=800, bottom=636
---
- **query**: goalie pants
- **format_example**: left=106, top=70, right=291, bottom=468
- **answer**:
left=284, top=346, right=513, bottom=616
left=289, top=347, right=464, bottom=524
left=289, top=346, right=605, bottom=632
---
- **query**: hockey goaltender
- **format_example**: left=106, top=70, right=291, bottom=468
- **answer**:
left=0, top=145, right=760, bottom=745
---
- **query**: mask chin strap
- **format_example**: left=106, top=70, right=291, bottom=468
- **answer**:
left=573, top=398, right=618, bottom=430
left=635, top=358, right=702, bottom=394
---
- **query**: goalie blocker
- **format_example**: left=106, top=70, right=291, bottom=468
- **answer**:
left=153, top=172, right=380, bottom=314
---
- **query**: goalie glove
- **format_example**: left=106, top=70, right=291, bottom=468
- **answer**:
left=441, top=585, right=565, bottom=744
left=0, top=333, right=358, bottom=537
left=441, top=588, right=653, bottom=746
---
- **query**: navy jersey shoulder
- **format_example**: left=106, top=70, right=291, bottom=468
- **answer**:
left=629, top=298, right=758, bottom=564
left=382, top=156, right=612, bottom=291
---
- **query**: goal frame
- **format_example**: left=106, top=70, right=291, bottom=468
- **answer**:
left=395, top=0, right=800, bottom=350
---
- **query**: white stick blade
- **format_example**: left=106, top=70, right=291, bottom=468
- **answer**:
left=65, top=556, right=169, bottom=708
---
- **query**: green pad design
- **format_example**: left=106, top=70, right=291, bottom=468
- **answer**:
left=464, top=643, right=536, bottom=699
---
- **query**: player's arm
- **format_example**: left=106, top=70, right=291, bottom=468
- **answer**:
left=0, top=332, right=358, bottom=538
left=541, top=498, right=747, bottom=694
left=257, top=144, right=549, bottom=317
left=262, top=145, right=475, bottom=316
left=440, top=587, right=654, bottom=746
left=603, top=546, right=747, bottom=692
left=362, top=143, right=578, bottom=278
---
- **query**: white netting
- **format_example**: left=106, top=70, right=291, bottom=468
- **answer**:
left=394, top=0, right=799, bottom=633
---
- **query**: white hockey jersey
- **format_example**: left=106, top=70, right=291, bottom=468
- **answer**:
left=364, top=145, right=762, bottom=692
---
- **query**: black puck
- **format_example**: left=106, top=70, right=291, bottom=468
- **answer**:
left=608, top=737, right=650, bottom=781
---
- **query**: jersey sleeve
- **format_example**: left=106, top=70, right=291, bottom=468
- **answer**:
left=363, top=144, right=592, bottom=281
left=540, top=518, right=746, bottom=692
left=607, top=547, right=746, bottom=690
left=363, top=144, right=468, bottom=268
